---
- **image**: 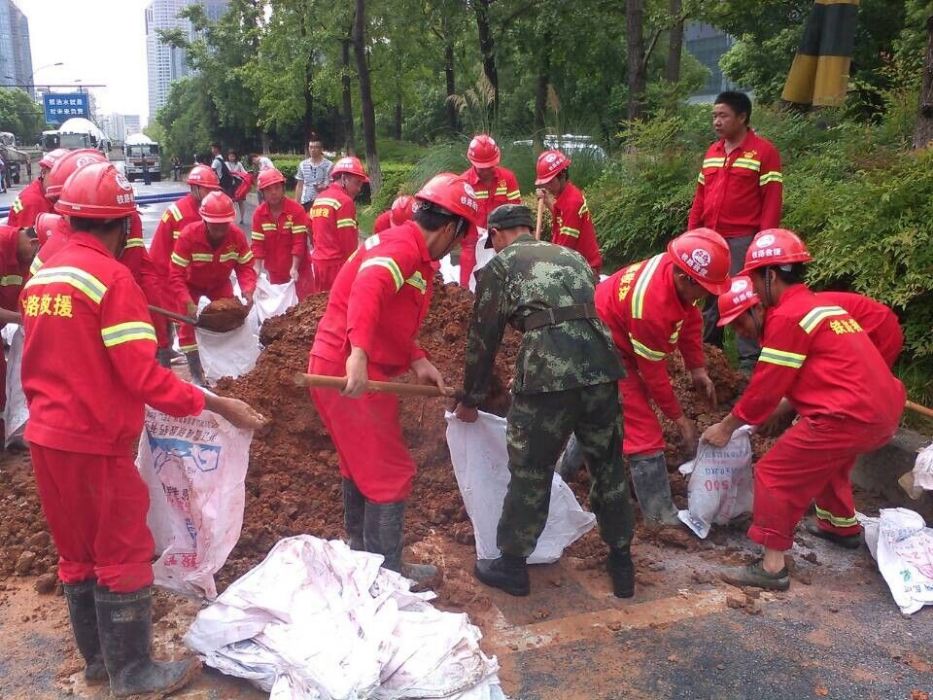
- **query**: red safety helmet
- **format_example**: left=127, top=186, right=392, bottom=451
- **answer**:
left=741, top=228, right=812, bottom=274
left=199, top=190, right=236, bottom=224
left=44, top=149, right=108, bottom=201
left=55, top=163, right=136, bottom=219
left=35, top=213, right=64, bottom=246
left=389, top=195, right=414, bottom=226
left=667, top=228, right=732, bottom=295
left=257, top=167, right=286, bottom=191
left=415, top=172, right=481, bottom=226
left=331, top=156, right=369, bottom=183
left=187, top=164, right=221, bottom=190
left=467, top=134, right=501, bottom=168
left=535, top=149, right=571, bottom=186
left=39, top=148, right=69, bottom=171
left=716, top=275, right=760, bottom=327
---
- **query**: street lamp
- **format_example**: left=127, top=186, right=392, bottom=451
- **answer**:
left=29, top=62, right=64, bottom=100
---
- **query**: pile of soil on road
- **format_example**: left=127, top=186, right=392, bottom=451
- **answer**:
left=0, top=451, right=57, bottom=581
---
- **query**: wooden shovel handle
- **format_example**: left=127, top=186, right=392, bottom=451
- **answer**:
left=293, top=373, right=456, bottom=398
left=905, top=400, right=933, bottom=420
left=147, top=304, right=198, bottom=326
left=534, top=196, right=545, bottom=240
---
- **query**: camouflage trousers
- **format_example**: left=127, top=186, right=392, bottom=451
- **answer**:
left=497, top=382, right=635, bottom=558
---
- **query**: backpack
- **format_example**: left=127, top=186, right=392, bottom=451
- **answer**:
left=214, top=156, right=237, bottom=197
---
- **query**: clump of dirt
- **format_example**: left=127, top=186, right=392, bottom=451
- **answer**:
left=198, top=297, right=249, bottom=332
left=0, top=452, right=57, bottom=578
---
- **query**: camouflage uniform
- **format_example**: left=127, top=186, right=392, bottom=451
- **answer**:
left=462, top=232, right=635, bottom=558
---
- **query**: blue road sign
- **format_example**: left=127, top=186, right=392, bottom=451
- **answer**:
left=43, top=93, right=89, bottom=124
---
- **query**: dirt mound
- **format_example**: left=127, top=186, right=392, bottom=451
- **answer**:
left=0, top=452, right=57, bottom=579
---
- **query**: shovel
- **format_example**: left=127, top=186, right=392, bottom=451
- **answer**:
left=293, top=372, right=457, bottom=398
left=148, top=302, right=248, bottom=332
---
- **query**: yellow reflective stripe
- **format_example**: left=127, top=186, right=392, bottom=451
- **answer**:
left=799, top=306, right=847, bottom=334
left=11, top=198, right=23, bottom=213
left=759, top=347, right=806, bottom=369
left=123, top=238, right=145, bottom=249
left=178, top=343, right=198, bottom=352
left=494, top=187, right=507, bottom=195
left=173, top=230, right=182, bottom=239
left=759, top=171, right=783, bottom=186
left=101, top=321, right=156, bottom=348
left=697, top=172, right=706, bottom=185
left=29, top=256, right=43, bottom=276
left=631, top=254, right=663, bottom=320
left=405, top=270, right=427, bottom=293
left=24, top=266, right=107, bottom=304
left=732, top=158, right=761, bottom=172
left=239, top=251, right=254, bottom=264
left=578, top=201, right=589, bottom=217
left=171, top=252, right=190, bottom=267
left=169, top=204, right=183, bottom=221
left=312, top=197, right=341, bottom=209
left=814, top=505, right=858, bottom=528
left=0, top=274, right=24, bottom=286
left=292, top=227, right=308, bottom=235
left=336, top=219, right=357, bottom=229
left=191, top=253, right=214, bottom=262
left=702, top=157, right=725, bottom=168
left=559, top=226, right=580, bottom=239
left=251, top=231, right=265, bottom=241
left=474, top=191, right=489, bottom=199
left=218, top=251, right=240, bottom=263
left=629, top=334, right=667, bottom=362
left=260, top=223, right=277, bottom=230
left=359, top=256, right=403, bottom=291
left=507, top=190, right=521, bottom=200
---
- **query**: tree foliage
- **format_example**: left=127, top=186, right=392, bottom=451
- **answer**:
left=0, top=88, right=46, bottom=145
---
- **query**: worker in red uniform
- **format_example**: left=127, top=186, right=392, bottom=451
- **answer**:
left=595, top=228, right=730, bottom=525
left=21, top=161, right=264, bottom=697
left=535, top=149, right=602, bottom=275
left=688, top=91, right=783, bottom=370
left=309, top=173, right=479, bottom=583
left=373, top=194, right=414, bottom=234
left=169, top=191, right=257, bottom=384
left=309, top=156, right=368, bottom=292
left=459, top=135, right=522, bottom=288
left=6, top=149, right=65, bottom=228
left=702, top=229, right=905, bottom=590
left=0, top=224, right=39, bottom=416
left=251, top=167, right=313, bottom=299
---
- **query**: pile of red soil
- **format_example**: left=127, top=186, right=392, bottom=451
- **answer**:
left=0, top=452, right=57, bottom=580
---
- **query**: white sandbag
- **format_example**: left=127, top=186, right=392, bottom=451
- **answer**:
left=439, top=254, right=460, bottom=286
left=900, top=443, right=933, bottom=499
left=253, top=277, right=298, bottom=324
left=195, top=306, right=261, bottom=383
left=860, top=508, right=933, bottom=616
left=445, top=410, right=595, bottom=564
left=678, top=426, right=754, bottom=539
left=470, top=227, right=495, bottom=293
left=137, top=404, right=254, bottom=599
left=3, top=326, right=27, bottom=447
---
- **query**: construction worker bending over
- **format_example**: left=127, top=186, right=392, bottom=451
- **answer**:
left=374, top=194, right=414, bottom=234
left=169, top=191, right=257, bottom=385
left=702, top=229, right=905, bottom=591
left=251, top=167, right=314, bottom=299
left=6, top=148, right=64, bottom=228
left=309, top=174, right=479, bottom=584
left=309, top=156, right=367, bottom=293
left=595, top=229, right=729, bottom=525
left=459, top=134, right=522, bottom=288
left=452, top=204, right=635, bottom=599
left=21, top=162, right=264, bottom=698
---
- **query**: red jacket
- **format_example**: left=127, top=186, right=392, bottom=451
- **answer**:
left=733, top=284, right=905, bottom=427
left=461, top=166, right=522, bottom=246
left=169, top=222, right=257, bottom=306
left=687, top=129, right=783, bottom=237
left=309, top=183, right=358, bottom=263
left=0, top=225, right=26, bottom=313
left=150, top=193, right=201, bottom=275
left=7, top=179, right=53, bottom=228
left=816, top=291, right=903, bottom=369
left=20, top=232, right=205, bottom=456
left=595, top=253, right=704, bottom=420
left=251, top=197, right=309, bottom=283
left=373, top=210, right=392, bottom=234
left=550, top=182, right=602, bottom=274
left=311, top=222, right=432, bottom=375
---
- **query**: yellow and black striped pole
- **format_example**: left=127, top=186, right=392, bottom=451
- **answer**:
left=782, top=0, right=860, bottom=107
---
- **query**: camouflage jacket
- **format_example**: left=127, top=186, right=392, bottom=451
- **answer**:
left=462, top=234, right=625, bottom=405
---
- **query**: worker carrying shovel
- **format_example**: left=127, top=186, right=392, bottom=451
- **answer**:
left=702, top=229, right=906, bottom=591
left=452, top=204, right=636, bottom=599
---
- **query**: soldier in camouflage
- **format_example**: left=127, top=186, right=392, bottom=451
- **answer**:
left=452, top=204, right=637, bottom=598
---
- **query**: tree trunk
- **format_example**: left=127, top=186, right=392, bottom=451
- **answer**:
left=533, top=29, right=552, bottom=152
left=352, top=0, right=382, bottom=193
left=913, top=14, right=933, bottom=149
left=626, top=0, right=646, bottom=121
left=298, top=14, right=314, bottom=138
left=394, top=94, right=403, bottom=141
left=340, top=34, right=356, bottom=155
left=473, top=0, right=499, bottom=118
left=665, top=0, right=684, bottom=84
left=443, top=27, right=459, bottom=134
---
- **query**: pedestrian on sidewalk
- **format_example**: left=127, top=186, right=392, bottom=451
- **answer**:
left=295, top=138, right=332, bottom=213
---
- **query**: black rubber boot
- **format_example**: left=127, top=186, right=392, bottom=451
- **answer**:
left=629, top=453, right=681, bottom=526
left=607, top=547, right=635, bottom=599
left=363, top=501, right=439, bottom=585
left=342, top=479, right=365, bottom=551
left=805, top=521, right=862, bottom=550
left=184, top=351, right=206, bottom=386
left=62, top=580, right=108, bottom=683
left=155, top=347, right=173, bottom=369
left=474, top=554, right=530, bottom=597
left=95, top=586, right=200, bottom=698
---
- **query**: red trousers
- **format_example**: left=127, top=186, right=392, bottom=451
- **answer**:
left=310, top=259, right=344, bottom=294
left=30, top=444, right=155, bottom=592
left=459, top=240, right=476, bottom=288
left=153, top=312, right=172, bottom=350
left=308, top=355, right=416, bottom=503
left=177, top=282, right=234, bottom=352
left=749, top=415, right=899, bottom=551
left=618, top=368, right=667, bottom=457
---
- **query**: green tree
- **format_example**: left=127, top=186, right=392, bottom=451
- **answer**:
left=0, top=88, right=46, bottom=144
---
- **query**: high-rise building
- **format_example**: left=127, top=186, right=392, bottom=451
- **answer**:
left=145, top=0, right=229, bottom=120
left=0, top=0, right=33, bottom=91
left=684, top=23, right=744, bottom=103
left=124, top=114, right=141, bottom=135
